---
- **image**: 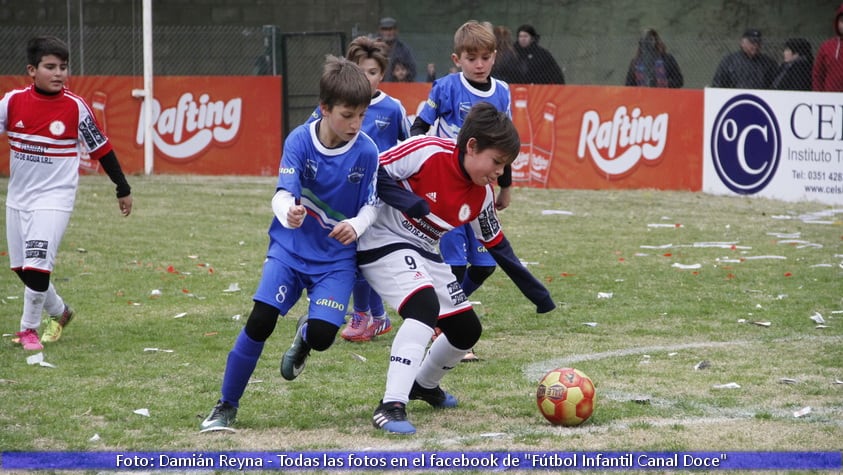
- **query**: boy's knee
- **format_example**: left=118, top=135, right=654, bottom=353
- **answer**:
left=304, top=319, right=338, bottom=351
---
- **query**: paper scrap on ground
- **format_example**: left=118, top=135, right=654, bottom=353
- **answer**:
left=810, top=312, right=825, bottom=324
left=694, top=360, right=710, bottom=370
left=582, top=322, right=598, bottom=327
left=173, top=312, right=187, bottom=319
left=597, top=292, right=613, bottom=299
left=742, top=255, right=787, bottom=260
left=712, top=382, right=741, bottom=389
left=793, top=406, right=811, bottom=418
left=671, top=263, right=702, bottom=269
left=149, top=289, right=162, bottom=297
left=26, top=352, right=56, bottom=368
left=752, top=321, right=772, bottom=327
left=640, top=244, right=673, bottom=249
left=480, top=432, right=507, bottom=438
left=647, top=223, right=683, bottom=228
left=779, top=378, right=798, bottom=384
left=541, top=209, right=573, bottom=215
left=223, top=283, right=241, bottom=293
left=693, top=241, right=740, bottom=248
left=133, top=408, right=150, bottom=417
left=232, top=314, right=242, bottom=321
left=350, top=353, right=367, bottom=362
left=89, top=433, right=100, bottom=442
left=143, top=348, right=174, bottom=353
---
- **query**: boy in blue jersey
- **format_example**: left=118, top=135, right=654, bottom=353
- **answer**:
left=410, top=20, right=512, bottom=361
left=199, top=55, right=380, bottom=432
left=307, top=36, right=411, bottom=343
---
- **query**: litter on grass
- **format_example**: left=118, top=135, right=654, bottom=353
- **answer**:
left=779, top=378, right=798, bottom=384
left=541, top=209, right=573, bottom=215
left=89, top=433, right=100, bottom=442
left=712, top=382, right=741, bottom=389
left=26, top=352, right=56, bottom=368
left=672, top=263, right=702, bottom=269
left=223, top=283, right=241, bottom=293
left=582, top=322, right=598, bottom=327
left=350, top=353, right=367, bottom=362
left=810, top=312, right=826, bottom=324
left=694, top=360, right=710, bottom=370
left=133, top=408, right=150, bottom=417
left=597, top=292, right=613, bottom=299
left=752, top=321, right=772, bottom=327
left=143, top=348, right=174, bottom=353
left=793, top=407, right=812, bottom=418
left=173, top=312, right=187, bottom=319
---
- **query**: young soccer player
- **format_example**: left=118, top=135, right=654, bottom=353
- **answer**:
left=307, top=36, right=411, bottom=343
left=410, top=20, right=513, bottom=362
left=0, top=36, right=133, bottom=350
left=199, top=55, right=380, bottom=432
left=359, top=102, right=556, bottom=434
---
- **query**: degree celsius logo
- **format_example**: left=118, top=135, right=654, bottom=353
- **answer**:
left=711, top=94, right=781, bottom=194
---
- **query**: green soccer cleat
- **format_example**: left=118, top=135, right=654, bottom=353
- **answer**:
left=280, top=315, right=311, bottom=381
left=41, top=305, right=74, bottom=343
left=199, top=401, right=237, bottom=433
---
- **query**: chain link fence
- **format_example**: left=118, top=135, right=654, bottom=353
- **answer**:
left=0, top=25, right=830, bottom=89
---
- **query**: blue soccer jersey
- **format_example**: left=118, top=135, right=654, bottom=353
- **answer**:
left=268, top=120, right=379, bottom=273
left=307, top=91, right=411, bottom=152
left=418, top=72, right=512, bottom=139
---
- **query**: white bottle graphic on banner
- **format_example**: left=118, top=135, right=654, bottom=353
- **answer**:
left=530, top=102, right=556, bottom=187
left=510, top=87, right=532, bottom=184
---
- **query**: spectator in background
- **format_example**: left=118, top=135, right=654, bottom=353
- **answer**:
left=390, top=58, right=414, bottom=82
left=492, top=25, right=520, bottom=83
left=771, top=38, right=813, bottom=91
left=513, top=24, right=565, bottom=84
left=813, top=4, right=843, bottom=91
left=378, top=17, right=418, bottom=82
left=711, top=29, right=777, bottom=89
left=624, top=29, right=683, bottom=88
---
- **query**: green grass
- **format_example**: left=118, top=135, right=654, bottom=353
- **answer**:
left=0, top=176, right=841, bottom=457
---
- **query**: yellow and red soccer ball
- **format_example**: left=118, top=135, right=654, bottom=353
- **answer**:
left=536, top=367, right=595, bottom=426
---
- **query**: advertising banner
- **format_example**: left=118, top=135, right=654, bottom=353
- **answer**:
left=0, top=75, right=282, bottom=176
left=381, top=83, right=703, bottom=191
left=704, top=88, right=843, bottom=205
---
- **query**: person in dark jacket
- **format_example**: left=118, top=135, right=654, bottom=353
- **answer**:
left=625, top=29, right=683, bottom=88
left=711, top=29, right=778, bottom=89
left=378, top=17, right=418, bottom=82
left=491, top=25, right=521, bottom=83
left=771, top=38, right=813, bottom=91
left=813, top=3, right=843, bottom=91
left=513, top=24, right=565, bottom=84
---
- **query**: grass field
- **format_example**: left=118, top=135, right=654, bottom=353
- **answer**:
left=0, top=176, right=841, bottom=467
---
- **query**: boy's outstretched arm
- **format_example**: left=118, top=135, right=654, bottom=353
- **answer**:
left=376, top=166, right=429, bottom=218
left=487, top=236, right=556, bottom=313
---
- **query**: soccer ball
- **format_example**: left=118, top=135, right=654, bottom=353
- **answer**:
left=536, top=367, right=595, bottom=426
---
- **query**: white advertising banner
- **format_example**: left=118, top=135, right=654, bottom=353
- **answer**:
left=704, top=88, right=843, bottom=205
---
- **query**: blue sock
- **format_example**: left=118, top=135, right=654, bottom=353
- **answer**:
left=220, top=329, right=265, bottom=407
left=352, top=277, right=371, bottom=313
left=369, top=288, right=385, bottom=317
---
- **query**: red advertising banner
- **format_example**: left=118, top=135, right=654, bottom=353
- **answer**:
left=381, top=82, right=703, bottom=191
left=0, top=75, right=282, bottom=176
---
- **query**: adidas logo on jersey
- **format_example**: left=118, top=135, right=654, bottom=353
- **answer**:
left=426, top=192, right=437, bottom=202
left=14, top=120, right=24, bottom=128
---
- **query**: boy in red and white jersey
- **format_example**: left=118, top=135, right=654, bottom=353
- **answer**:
left=0, top=36, right=133, bottom=350
left=359, top=102, right=555, bottom=434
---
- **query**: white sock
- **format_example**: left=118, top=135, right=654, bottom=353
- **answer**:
left=383, top=319, right=434, bottom=404
left=21, top=287, right=46, bottom=331
left=43, top=283, right=65, bottom=317
left=415, top=333, right=467, bottom=389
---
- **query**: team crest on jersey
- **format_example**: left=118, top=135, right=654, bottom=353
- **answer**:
left=458, top=102, right=472, bottom=122
left=458, top=204, right=471, bottom=222
left=375, top=117, right=391, bottom=131
left=49, top=120, right=65, bottom=136
left=347, top=166, right=365, bottom=184
left=304, top=159, right=318, bottom=180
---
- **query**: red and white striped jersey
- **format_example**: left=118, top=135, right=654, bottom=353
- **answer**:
left=0, top=85, right=112, bottom=211
left=358, top=135, right=504, bottom=256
